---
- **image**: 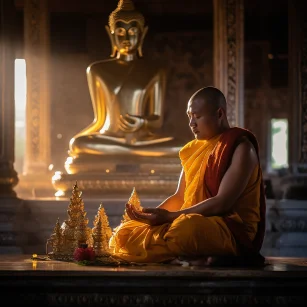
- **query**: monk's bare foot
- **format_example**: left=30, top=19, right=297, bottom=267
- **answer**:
left=186, top=256, right=217, bottom=266
left=168, top=256, right=220, bottom=267
left=168, top=258, right=183, bottom=265
left=173, top=256, right=219, bottom=266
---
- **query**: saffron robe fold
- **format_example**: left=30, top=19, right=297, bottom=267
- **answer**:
left=109, top=127, right=264, bottom=263
left=204, top=127, right=266, bottom=254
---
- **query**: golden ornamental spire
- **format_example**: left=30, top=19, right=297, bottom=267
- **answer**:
left=60, top=181, right=88, bottom=255
left=72, top=181, right=81, bottom=196
left=128, top=187, right=142, bottom=208
left=75, top=209, right=92, bottom=248
left=95, top=203, right=113, bottom=241
left=122, top=187, right=142, bottom=222
left=46, top=217, right=63, bottom=256
left=46, top=182, right=93, bottom=260
left=92, top=203, right=113, bottom=256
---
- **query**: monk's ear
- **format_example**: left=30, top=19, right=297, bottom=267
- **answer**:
left=217, top=107, right=224, bottom=119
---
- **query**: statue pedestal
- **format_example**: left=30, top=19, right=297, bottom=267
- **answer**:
left=52, top=155, right=182, bottom=198
left=15, top=173, right=55, bottom=198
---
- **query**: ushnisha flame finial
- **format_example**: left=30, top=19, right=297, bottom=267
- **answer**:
left=108, top=0, right=145, bottom=33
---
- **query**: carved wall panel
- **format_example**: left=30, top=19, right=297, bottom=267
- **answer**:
left=300, top=16, right=307, bottom=163
left=24, top=0, right=51, bottom=173
left=214, top=0, right=244, bottom=127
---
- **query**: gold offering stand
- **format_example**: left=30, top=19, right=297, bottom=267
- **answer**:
left=45, top=182, right=143, bottom=266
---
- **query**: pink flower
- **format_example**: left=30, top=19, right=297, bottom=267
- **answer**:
left=73, top=247, right=96, bottom=262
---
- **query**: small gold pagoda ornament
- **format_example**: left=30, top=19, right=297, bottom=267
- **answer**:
left=46, top=217, right=63, bottom=256
left=122, top=187, right=143, bottom=223
left=92, top=203, right=113, bottom=256
left=46, top=181, right=92, bottom=261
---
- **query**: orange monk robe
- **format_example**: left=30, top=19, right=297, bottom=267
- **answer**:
left=109, top=128, right=264, bottom=263
left=205, top=127, right=266, bottom=254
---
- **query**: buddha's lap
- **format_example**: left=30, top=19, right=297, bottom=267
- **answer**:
left=69, top=134, right=183, bottom=157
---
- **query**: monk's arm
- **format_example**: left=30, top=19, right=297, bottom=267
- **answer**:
left=173, top=139, right=258, bottom=217
left=156, top=168, right=185, bottom=212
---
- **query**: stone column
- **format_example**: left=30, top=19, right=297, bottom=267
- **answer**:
left=213, top=0, right=244, bottom=127
left=0, top=0, right=19, bottom=197
left=288, top=0, right=307, bottom=172
left=20, top=0, right=52, bottom=197
left=0, top=0, right=24, bottom=254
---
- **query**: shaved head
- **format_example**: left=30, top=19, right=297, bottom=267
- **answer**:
left=186, top=86, right=230, bottom=140
left=188, top=86, right=227, bottom=112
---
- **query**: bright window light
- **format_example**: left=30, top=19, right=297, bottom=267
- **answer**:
left=270, top=118, right=288, bottom=170
left=14, top=59, right=27, bottom=174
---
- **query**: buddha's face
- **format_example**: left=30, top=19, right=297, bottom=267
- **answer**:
left=113, top=21, right=142, bottom=55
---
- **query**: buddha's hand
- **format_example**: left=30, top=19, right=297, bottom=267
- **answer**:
left=119, top=114, right=145, bottom=133
left=125, top=204, right=176, bottom=226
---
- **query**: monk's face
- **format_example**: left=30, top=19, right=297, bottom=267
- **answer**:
left=186, top=97, right=223, bottom=140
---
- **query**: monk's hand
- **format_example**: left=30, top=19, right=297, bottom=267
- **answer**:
left=125, top=204, right=175, bottom=226
left=119, top=114, right=145, bottom=133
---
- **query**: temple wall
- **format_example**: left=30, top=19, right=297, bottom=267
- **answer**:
left=48, top=15, right=214, bottom=171
left=48, top=13, right=289, bottom=181
left=50, top=53, right=92, bottom=171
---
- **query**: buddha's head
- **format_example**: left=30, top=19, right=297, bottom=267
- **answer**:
left=106, top=0, right=148, bottom=58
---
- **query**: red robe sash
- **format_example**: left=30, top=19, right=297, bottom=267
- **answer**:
left=204, top=127, right=266, bottom=256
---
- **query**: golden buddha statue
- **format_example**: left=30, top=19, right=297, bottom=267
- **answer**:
left=68, top=0, right=181, bottom=158
left=52, top=0, right=182, bottom=197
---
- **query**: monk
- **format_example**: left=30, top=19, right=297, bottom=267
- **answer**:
left=109, top=86, right=266, bottom=266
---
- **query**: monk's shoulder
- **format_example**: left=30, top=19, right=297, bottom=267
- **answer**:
left=232, top=136, right=258, bottom=166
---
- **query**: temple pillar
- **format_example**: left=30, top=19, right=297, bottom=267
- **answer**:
left=288, top=0, right=307, bottom=173
left=0, top=0, right=24, bottom=254
left=268, top=1, right=307, bottom=257
left=18, top=0, right=52, bottom=197
left=213, top=0, right=244, bottom=127
left=0, top=0, right=19, bottom=197
left=281, top=0, right=307, bottom=195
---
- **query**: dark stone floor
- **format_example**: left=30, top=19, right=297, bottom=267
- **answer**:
left=1, top=255, right=307, bottom=306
